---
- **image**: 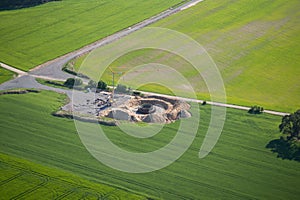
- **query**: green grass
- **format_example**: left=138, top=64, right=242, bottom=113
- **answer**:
left=0, top=90, right=299, bottom=199
left=0, top=0, right=184, bottom=71
left=35, top=78, right=86, bottom=91
left=0, top=67, right=16, bottom=84
left=152, top=0, right=300, bottom=112
left=73, top=0, right=300, bottom=112
left=0, top=153, right=146, bottom=200
left=35, top=78, right=68, bottom=89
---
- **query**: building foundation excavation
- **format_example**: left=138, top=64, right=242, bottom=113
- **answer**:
left=58, top=91, right=192, bottom=125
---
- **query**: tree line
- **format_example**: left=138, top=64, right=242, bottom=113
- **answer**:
left=0, top=0, right=60, bottom=10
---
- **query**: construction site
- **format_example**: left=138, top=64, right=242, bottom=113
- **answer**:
left=64, top=90, right=192, bottom=125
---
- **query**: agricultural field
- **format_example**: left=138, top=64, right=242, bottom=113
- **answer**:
left=0, top=0, right=184, bottom=71
left=0, top=67, right=16, bottom=84
left=0, top=153, right=146, bottom=199
left=72, top=0, right=300, bottom=112
left=0, top=0, right=299, bottom=199
left=0, top=91, right=299, bottom=199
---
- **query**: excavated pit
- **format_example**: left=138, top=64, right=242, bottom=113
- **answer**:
left=101, top=95, right=191, bottom=124
left=64, top=92, right=192, bottom=125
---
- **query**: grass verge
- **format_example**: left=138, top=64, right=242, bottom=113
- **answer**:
left=0, top=67, right=16, bottom=84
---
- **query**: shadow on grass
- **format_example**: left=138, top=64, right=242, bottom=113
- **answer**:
left=0, top=0, right=60, bottom=11
left=266, top=138, right=300, bottom=162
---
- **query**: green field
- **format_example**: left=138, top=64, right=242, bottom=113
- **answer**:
left=0, top=90, right=299, bottom=199
left=0, top=153, right=146, bottom=199
left=73, top=0, right=300, bottom=112
left=0, top=0, right=184, bottom=71
left=0, top=67, right=15, bottom=84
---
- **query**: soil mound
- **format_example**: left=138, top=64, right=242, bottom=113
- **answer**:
left=142, top=113, right=166, bottom=123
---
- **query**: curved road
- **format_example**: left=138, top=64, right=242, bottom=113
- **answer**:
left=29, top=0, right=204, bottom=80
left=0, top=0, right=289, bottom=116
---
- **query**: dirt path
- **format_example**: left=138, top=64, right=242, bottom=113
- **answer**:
left=140, top=90, right=289, bottom=116
left=0, top=62, right=27, bottom=76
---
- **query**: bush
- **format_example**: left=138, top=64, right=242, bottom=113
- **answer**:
left=132, top=91, right=141, bottom=96
left=97, top=80, right=107, bottom=90
left=248, top=105, right=264, bottom=114
left=64, top=78, right=83, bottom=88
left=45, top=80, right=64, bottom=87
left=74, top=78, right=83, bottom=86
left=115, top=84, right=127, bottom=94
left=87, top=80, right=97, bottom=88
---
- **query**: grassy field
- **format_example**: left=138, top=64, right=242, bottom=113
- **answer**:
left=0, top=90, right=299, bottom=199
left=0, top=67, right=16, bottom=84
left=0, top=153, right=146, bottom=199
left=73, top=0, right=300, bottom=112
left=0, top=0, right=184, bottom=71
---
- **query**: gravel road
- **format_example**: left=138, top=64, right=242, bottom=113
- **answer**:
left=28, top=0, right=204, bottom=80
left=0, top=0, right=290, bottom=116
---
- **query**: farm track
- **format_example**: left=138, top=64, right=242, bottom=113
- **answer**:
left=11, top=176, right=49, bottom=200
left=3, top=144, right=211, bottom=199
left=0, top=172, right=24, bottom=186
left=0, top=159, right=118, bottom=199
left=3, top=141, right=263, bottom=199
left=0, top=63, right=289, bottom=116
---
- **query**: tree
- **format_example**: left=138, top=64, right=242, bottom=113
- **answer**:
left=279, top=110, right=300, bottom=141
left=97, top=80, right=107, bottom=90
left=64, top=78, right=82, bottom=88
left=64, top=78, right=75, bottom=88
left=87, top=80, right=97, bottom=88
left=0, top=0, right=60, bottom=10
left=74, top=78, right=83, bottom=86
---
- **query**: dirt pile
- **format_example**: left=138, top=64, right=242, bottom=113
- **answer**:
left=102, top=95, right=192, bottom=124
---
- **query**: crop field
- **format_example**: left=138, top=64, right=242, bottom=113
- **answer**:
left=0, top=153, right=145, bottom=199
left=72, top=0, right=300, bottom=112
left=0, top=91, right=299, bottom=199
left=0, top=0, right=184, bottom=71
left=152, top=0, right=300, bottom=113
left=0, top=67, right=16, bottom=84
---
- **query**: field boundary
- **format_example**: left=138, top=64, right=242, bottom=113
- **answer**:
left=29, top=0, right=203, bottom=72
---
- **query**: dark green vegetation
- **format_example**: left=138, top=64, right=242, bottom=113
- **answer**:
left=0, top=153, right=146, bottom=199
left=36, top=78, right=67, bottom=89
left=36, top=78, right=86, bottom=90
left=62, top=63, right=90, bottom=79
left=0, top=91, right=299, bottom=199
left=0, top=0, right=58, bottom=10
left=267, top=110, right=300, bottom=161
left=64, top=78, right=83, bottom=88
left=78, top=0, right=299, bottom=112
left=279, top=110, right=300, bottom=141
left=97, top=80, right=107, bottom=90
left=0, top=0, right=184, bottom=70
left=248, top=105, right=264, bottom=114
left=0, top=67, right=15, bottom=84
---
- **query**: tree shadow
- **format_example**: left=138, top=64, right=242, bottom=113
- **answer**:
left=266, top=138, right=300, bottom=162
left=0, top=0, right=60, bottom=11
